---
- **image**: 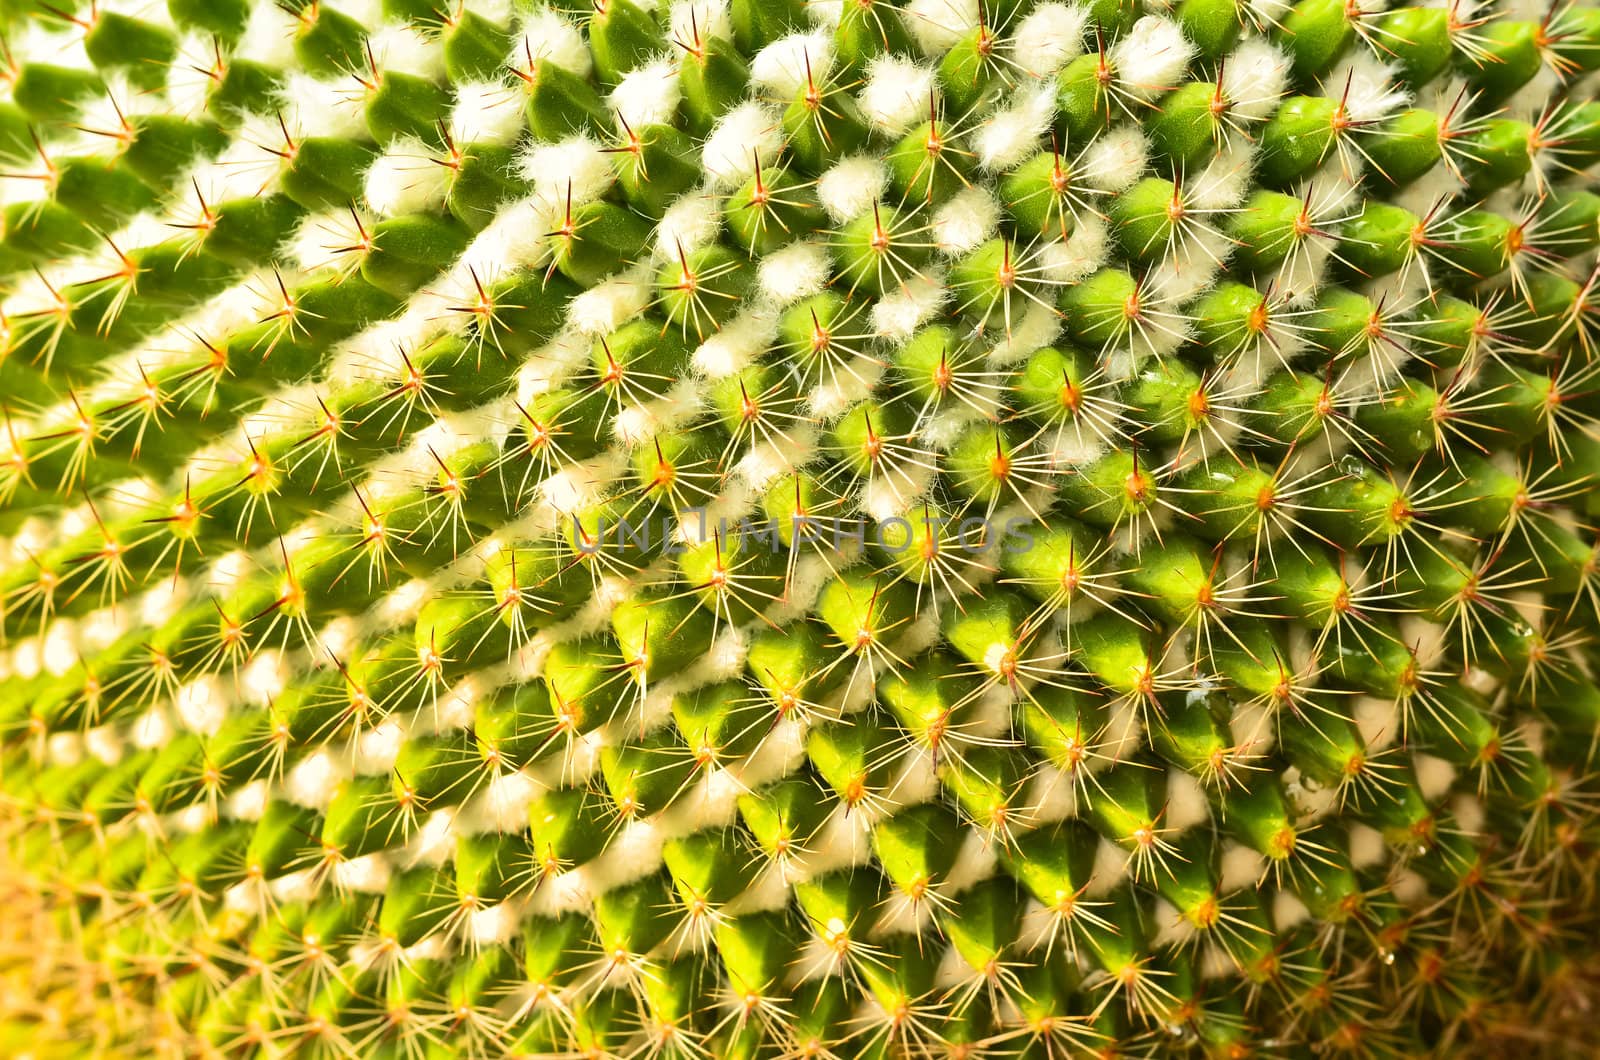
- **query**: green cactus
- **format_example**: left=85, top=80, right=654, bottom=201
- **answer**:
left=2, top=0, right=1600, bottom=1056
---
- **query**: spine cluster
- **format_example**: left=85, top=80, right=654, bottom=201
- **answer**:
left=0, top=0, right=1596, bottom=1057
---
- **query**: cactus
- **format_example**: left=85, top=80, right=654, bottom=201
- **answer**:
left=1, top=0, right=1600, bottom=1055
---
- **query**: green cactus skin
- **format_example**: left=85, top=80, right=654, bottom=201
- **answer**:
left=1, top=1, right=1600, bottom=1057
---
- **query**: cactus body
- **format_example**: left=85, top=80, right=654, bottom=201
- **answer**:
left=2, top=0, right=1600, bottom=1057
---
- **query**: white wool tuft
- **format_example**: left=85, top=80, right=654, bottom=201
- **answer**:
left=805, top=0, right=845, bottom=26
left=238, top=2, right=299, bottom=67
left=932, top=188, right=1000, bottom=255
left=365, top=24, right=444, bottom=79
left=1361, top=269, right=1428, bottom=315
left=337, top=0, right=385, bottom=25
left=166, top=36, right=217, bottom=119
left=1327, top=52, right=1409, bottom=123
left=364, top=139, right=453, bottom=217
left=670, top=0, right=733, bottom=46
left=1165, top=770, right=1211, bottom=832
left=514, top=8, right=592, bottom=77
left=1087, top=838, right=1130, bottom=896
left=468, top=902, right=521, bottom=944
left=871, top=272, right=949, bottom=342
left=1247, top=0, right=1296, bottom=25
left=1272, top=889, right=1311, bottom=931
left=903, top=0, right=981, bottom=55
left=739, top=716, right=810, bottom=789
left=11, top=639, right=40, bottom=682
left=408, top=809, right=460, bottom=867
left=1146, top=251, right=1224, bottom=305
left=540, top=456, right=620, bottom=514
left=174, top=678, right=229, bottom=737
left=77, top=75, right=161, bottom=134
left=758, top=240, right=832, bottom=303
left=476, top=770, right=547, bottom=833
left=987, top=302, right=1064, bottom=364
left=181, top=156, right=276, bottom=223
left=1399, top=611, right=1448, bottom=673
left=1079, top=126, right=1150, bottom=193
left=287, top=751, right=349, bottom=810
left=862, top=464, right=934, bottom=520
left=1414, top=752, right=1458, bottom=802
left=241, top=651, right=289, bottom=706
left=1353, top=695, right=1401, bottom=751
left=85, top=726, right=123, bottom=766
left=1452, top=792, right=1487, bottom=834
left=280, top=75, right=370, bottom=140
left=669, top=767, right=747, bottom=832
left=1312, top=149, right=1366, bottom=193
left=974, top=87, right=1057, bottom=171
left=459, top=194, right=560, bottom=275
left=3, top=271, right=70, bottom=325
left=1102, top=345, right=1141, bottom=384
left=1223, top=39, right=1292, bottom=120
left=318, top=617, right=361, bottom=666
left=726, top=864, right=793, bottom=915
left=738, top=436, right=802, bottom=490
left=1391, top=163, right=1467, bottom=219
left=41, top=621, right=77, bottom=676
left=207, top=551, right=254, bottom=597
left=858, top=56, right=939, bottom=137
left=378, top=578, right=432, bottom=627
left=586, top=820, right=666, bottom=894
left=131, top=707, right=174, bottom=750
left=691, top=308, right=778, bottom=378
left=1109, top=16, right=1197, bottom=99
left=702, top=102, right=785, bottom=187
left=1130, top=293, right=1193, bottom=361
left=1189, top=141, right=1257, bottom=211
left=568, top=268, right=654, bottom=334
left=332, top=858, right=392, bottom=896
left=449, top=81, right=526, bottom=145
left=531, top=868, right=592, bottom=915
left=522, top=135, right=615, bottom=204
left=611, top=60, right=683, bottom=130
left=1025, top=765, right=1080, bottom=823
left=655, top=195, right=724, bottom=258
left=817, top=156, right=890, bottom=222
left=356, top=721, right=407, bottom=775
left=1415, top=72, right=1473, bottom=124
left=1392, top=868, right=1429, bottom=907
left=1040, top=217, right=1109, bottom=283
left=808, top=358, right=886, bottom=419
left=894, top=609, right=944, bottom=659
left=1150, top=898, right=1198, bottom=951
left=1219, top=841, right=1266, bottom=891
left=227, top=780, right=270, bottom=822
left=751, top=31, right=835, bottom=98
left=1347, top=823, right=1387, bottom=870
left=1504, top=65, right=1562, bottom=126
left=613, top=404, right=660, bottom=447
left=610, top=379, right=703, bottom=444
left=1010, top=3, right=1091, bottom=78
left=944, top=830, right=999, bottom=893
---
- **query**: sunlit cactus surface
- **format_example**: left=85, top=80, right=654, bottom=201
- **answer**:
left=2, top=0, right=1600, bottom=1057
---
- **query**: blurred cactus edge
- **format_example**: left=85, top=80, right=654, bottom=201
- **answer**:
left=4, top=0, right=1600, bottom=1057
